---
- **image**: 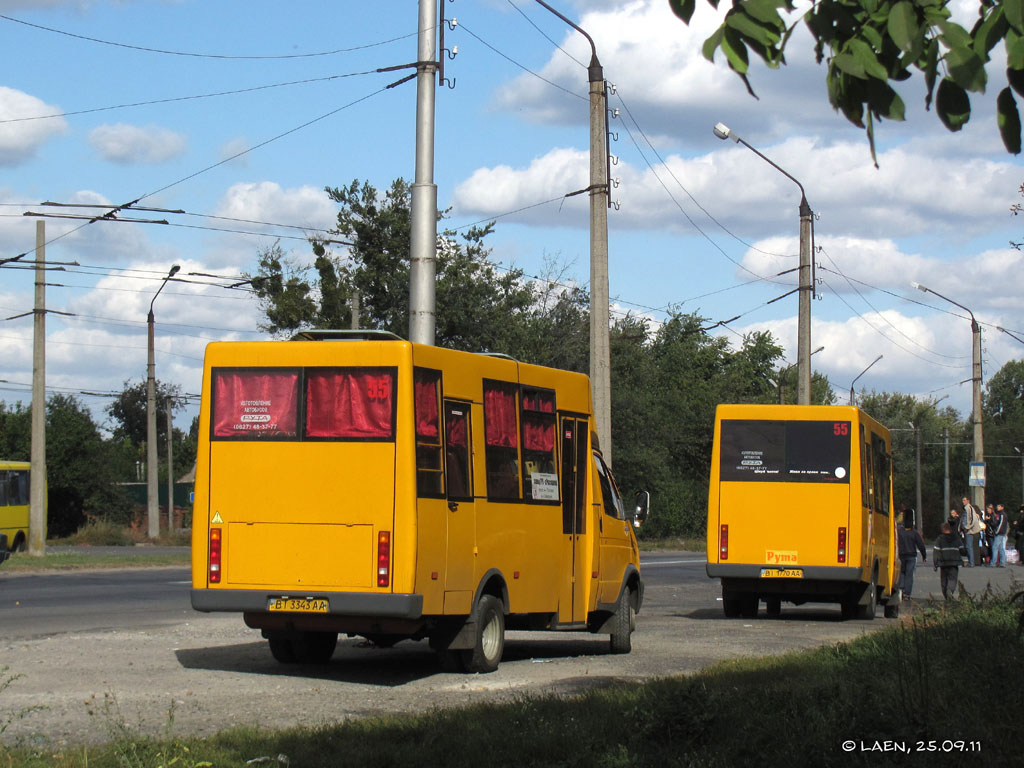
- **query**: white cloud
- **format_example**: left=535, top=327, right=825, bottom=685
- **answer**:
left=88, top=123, right=187, bottom=165
left=214, top=181, right=337, bottom=235
left=0, top=87, right=68, bottom=165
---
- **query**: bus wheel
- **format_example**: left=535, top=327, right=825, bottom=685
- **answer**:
left=883, top=600, right=900, bottom=619
left=855, top=576, right=877, bottom=621
left=765, top=597, right=781, bottom=617
left=12, top=535, right=26, bottom=553
left=267, top=631, right=297, bottom=663
left=738, top=596, right=758, bottom=619
left=722, top=594, right=741, bottom=618
left=460, top=595, right=505, bottom=673
left=609, top=587, right=635, bottom=654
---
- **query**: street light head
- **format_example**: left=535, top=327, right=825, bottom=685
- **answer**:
left=911, top=281, right=927, bottom=293
left=168, top=264, right=181, bottom=278
left=713, top=122, right=738, bottom=142
left=1016, top=446, right=1021, bottom=455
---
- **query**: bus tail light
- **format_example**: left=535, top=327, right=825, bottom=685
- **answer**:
left=719, top=524, right=729, bottom=561
left=377, top=531, right=391, bottom=587
left=209, top=528, right=222, bottom=584
left=837, top=527, right=847, bottom=563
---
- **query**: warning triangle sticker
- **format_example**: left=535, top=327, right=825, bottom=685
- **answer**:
left=211, top=512, right=223, bottom=524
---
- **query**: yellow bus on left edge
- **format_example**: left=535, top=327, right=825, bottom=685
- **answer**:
left=0, top=460, right=31, bottom=562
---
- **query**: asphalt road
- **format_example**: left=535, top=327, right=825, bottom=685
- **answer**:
left=1, top=552, right=1020, bottom=746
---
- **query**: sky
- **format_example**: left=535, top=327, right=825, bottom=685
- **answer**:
left=0, top=0, right=1021, bottom=441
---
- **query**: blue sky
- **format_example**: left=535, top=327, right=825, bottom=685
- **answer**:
left=0, top=0, right=1021, bottom=436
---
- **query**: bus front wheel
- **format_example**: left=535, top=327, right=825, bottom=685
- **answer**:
left=609, top=587, right=635, bottom=654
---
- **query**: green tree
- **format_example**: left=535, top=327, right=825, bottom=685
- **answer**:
left=982, top=358, right=1024, bottom=506
left=669, top=0, right=1024, bottom=159
left=858, top=390, right=966, bottom=533
left=251, top=179, right=539, bottom=355
left=105, top=379, right=194, bottom=483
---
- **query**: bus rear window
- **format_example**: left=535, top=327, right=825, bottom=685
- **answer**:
left=306, top=369, right=395, bottom=439
left=211, top=367, right=396, bottom=441
left=720, top=420, right=851, bottom=483
left=212, top=369, right=300, bottom=439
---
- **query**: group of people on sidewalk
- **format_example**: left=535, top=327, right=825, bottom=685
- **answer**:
left=897, top=496, right=1024, bottom=603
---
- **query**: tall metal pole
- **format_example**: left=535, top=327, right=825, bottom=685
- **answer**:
left=848, top=354, right=883, bottom=406
left=914, top=423, right=922, bottom=529
left=912, top=282, right=985, bottom=511
left=713, top=123, right=812, bottom=404
left=534, top=0, right=612, bottom=462
left=29, top=221, right=47, bottom=555
left=408, top=0, right=438, bottom=345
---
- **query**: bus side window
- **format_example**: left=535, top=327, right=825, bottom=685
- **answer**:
left=0, top=471, right=7, bottom=506
left=594, top=454, right=625, bottom=520
left=483, top=380, right=520, bottom=500
left=414, top=368, right=444, bottom=497
left=444, top=402, right=472, bottom=501
left=522, top=388, right=557, bottom=501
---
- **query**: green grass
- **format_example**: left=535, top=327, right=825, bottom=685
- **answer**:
left=1, top=550, right=190, bottom=572
left=2, top=589, right=1021, bottom=767
left=637, top=536, right=706, bottom=552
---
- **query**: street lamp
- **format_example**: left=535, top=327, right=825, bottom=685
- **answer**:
left=147, top=264, right=180, bottom=539
left=715, top=122, right=814, bottom=405
left=848, top=354, right=883, bottom=406
left=911, top=281, right=984, bottom=509
left=778, top=345, right=823, bottom=404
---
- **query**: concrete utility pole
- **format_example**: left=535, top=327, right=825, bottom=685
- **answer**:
left=29, top=221, right=47, bottom=555
left=408, top=0, right=438, bottom=345
left=534, top=0, right=612, bottom=463
left=166, top=400, right=174, bottom=533
left=147, top=265, right=179, bottom=539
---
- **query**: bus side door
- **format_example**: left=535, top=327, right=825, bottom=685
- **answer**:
left=443, top=400, right=475, bottom=602
left=594, top=452, right=633, bottom=605
left=559, top=417, right=590, bottom=623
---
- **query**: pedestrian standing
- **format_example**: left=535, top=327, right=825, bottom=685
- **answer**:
left=982, top=504, right=995, bottom=565
left=990, top=503, right=1010, bottom=567
left=933, top=522, right=963, bottom=599
left=897, top=518, right=927, bottom=602
left=961, top=496, right=982, bottom=567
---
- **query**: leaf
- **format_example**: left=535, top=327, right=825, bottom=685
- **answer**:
left=742, top=0, right=788, bottom=27
left=721, top=27, right=751, bottom=74
left=668, top=0, right=697, bottom=24
left=1006, top=0, right=1024, bottom=34
left=922, top=38, right=939, bottom=110
left=847, top=38, right=890, bottom=80
left=867, top=80, right=907, bottom=121
left=1008, top=30, right=1024, bottom=69
left=938, top=21, right=973, bottom=50
left=945, top=46, right=988, bottom=92
left=997, top=87, right=1022, bottom=153
left=936, top=77, right=971, bottom=131
left=888, top=1, right=920, bottom=54
left=971, top=8, right=1007, bottom=58
left=1009, top=66, right=1024, bottom=97
left=833, top=52, right=867, bottom=79
left=702, top=27, right=725, bottom=62
left=726, top=10, right=782, bottom=49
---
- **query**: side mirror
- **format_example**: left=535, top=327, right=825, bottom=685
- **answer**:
left=633, top=490, right=650, bottom=528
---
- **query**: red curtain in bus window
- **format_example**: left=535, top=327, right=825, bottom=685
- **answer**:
left=523, top=414, right=554, bottom=452
left=522, top=390, right=555, bottom=413
left=414, top=370, right=440, bottom=439
left=306, top=369, right=394, bottom=438
left=212, top=370, right=299, bottom=438
left=484, top=385, right=517, bottom=448
left=446, top=410, right=467, bottom=447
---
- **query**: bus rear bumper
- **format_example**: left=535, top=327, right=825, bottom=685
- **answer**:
left=706, top=564, right=863, bottom=581
left=191, top=588, right=424, bottom=620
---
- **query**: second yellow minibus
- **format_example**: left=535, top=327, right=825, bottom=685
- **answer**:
left=191, top=331, right=647, bottom=672
left=0, top=460, right=31, bottom=563
left=706, top=404, right=900, bottom=620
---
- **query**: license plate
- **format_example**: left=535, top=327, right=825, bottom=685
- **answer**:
left=267, top=597, right=329, bottom=613
left=760, top=568, right=802, bottom=578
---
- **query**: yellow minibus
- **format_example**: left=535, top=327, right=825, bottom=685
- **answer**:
left=191, top=331, right=647, bottom=672
left=0, top=460, right=31, bottom=562
left=706, top=404, right=899, bottom=620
